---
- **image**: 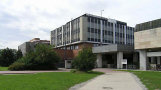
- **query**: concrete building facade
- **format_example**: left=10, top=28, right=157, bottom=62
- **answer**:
left=51, top=14, right=135, bottom=69
left=18, top=38, right=50, bottom=56
left=51, top=14, right=134, bottom=49
left=135, top=19, right=161, bottom=70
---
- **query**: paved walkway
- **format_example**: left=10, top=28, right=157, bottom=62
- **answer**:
left=0, top=68, right=70, bottom=74
left=73, top=68, right=146, bottom=90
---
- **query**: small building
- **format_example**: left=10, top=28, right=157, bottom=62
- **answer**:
left=18, top=38, right=50, bottom=56
left=135, top=19, right=161, bottom=70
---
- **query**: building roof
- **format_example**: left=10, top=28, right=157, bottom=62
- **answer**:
left=29, top=38, right=50, bottom=43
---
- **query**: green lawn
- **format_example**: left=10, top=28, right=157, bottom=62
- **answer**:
left=0, top=71, right=103, bottom=90
left=0, top=67, right=8, bottom=71
left=125, top=70, right=161, bottom=90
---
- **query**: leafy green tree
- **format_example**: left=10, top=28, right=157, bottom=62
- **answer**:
left=32, top=44, right=60, bottom=70
left=72, top=48, right=96, bottom=72
left=0, top=48, right=16, bottom=66
left=16, top=50, right=23, bottom=60
left=9, top=44, right=60, bottom=70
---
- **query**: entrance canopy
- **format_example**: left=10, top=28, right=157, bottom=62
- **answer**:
left=92, top=44, right=134, bottom=54
left=147, top=51, right=161, bottom=57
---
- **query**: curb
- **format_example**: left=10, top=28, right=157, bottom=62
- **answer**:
left=69, top=74, right=104, bottom=90
left=129, top=72, right=147, bottom=90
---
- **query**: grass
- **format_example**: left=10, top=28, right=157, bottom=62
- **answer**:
left=0, top=71, right=103, bottom=90
left=120, top=70, right=161, bottom=90
left=0, top=67, right=8, bottom=71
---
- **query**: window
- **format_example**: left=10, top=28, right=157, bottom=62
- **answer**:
left=98, top=29, right=100, bottom=34
left=95, top=29, right=98, bottom=33
left=98, top=19, right=100, bottom=24
left=91, top=38, right=94, bottom=41
left=91, top=28, right=94, bottom=33
left=75, top=45, right=79, bottom=49
left=91, top=17, right=94, bottom=22
left=88, top=27, right=90, bottom=32
left=88, top=38, right=90, bottom=41
left=95, top=19, right=97, bottom=23
left=88, top=17, right=90, bottom=22
left=108, top=22, right=110, bottom=26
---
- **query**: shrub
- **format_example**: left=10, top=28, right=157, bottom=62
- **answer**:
left=8, top=62, right=25, bottom=71
left=72, top=48, right=96, bottom=72
left=70, top=69, right=77, bottom=73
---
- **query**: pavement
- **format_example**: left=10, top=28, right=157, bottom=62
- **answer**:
left=71, top=68, right=147, bottom=90
left=0, top=68, right=70, bottom=74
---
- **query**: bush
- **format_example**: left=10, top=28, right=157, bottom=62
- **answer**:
left=9, top=44, right=60, bottom=70
left=70, top=69, right=77, bottom=73
left=72, top=48, right=96, bottom=72
left=8, top=62, right=25, bottom=71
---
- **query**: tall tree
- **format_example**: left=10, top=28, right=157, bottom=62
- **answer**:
left=0, top=48, right=16, bottom=66
left=16, top=50, right=23, bottom=60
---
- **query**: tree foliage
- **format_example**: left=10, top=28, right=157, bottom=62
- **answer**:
left=16, top=49, right=23, bottom=60
left=72, top=48, right=96, bottom=72
left=9, top=44, right=60, bottom=70
left=0, top=48, right=21, bottom=66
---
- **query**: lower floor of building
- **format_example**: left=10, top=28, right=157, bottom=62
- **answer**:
left=96, top=52, right=139, bottom=69
left=56, top=44, right=161, bottom=71
left=139, top=49, right=161, bottom=70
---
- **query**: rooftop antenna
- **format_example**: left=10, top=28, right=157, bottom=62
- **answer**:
left=101, top=10, right=104, bottom=17
left=100, top=10, right=104, bottom=46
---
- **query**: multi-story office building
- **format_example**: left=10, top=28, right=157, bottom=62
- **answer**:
left=51, top=14, right=134, bottom=50
left=135, top=19, right=161, bottom=70
left=18, top=38, right=50, bottom=56
left=51, top=14, right=136, bottom=69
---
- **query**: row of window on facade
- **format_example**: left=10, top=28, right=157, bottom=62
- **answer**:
left=87, top=29, right=133, bottom=39
left=87, top=16, right=133, bottom=29
left=55, top=37, right=80, bottom=46
left=87, top=38, right=131, bottom=44
left=58, top=45, right=79, bottom=50
left=87, top=26, right=133, bottom=33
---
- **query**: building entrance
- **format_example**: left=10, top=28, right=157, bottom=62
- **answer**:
left=102, top=53, right=117, bottom=68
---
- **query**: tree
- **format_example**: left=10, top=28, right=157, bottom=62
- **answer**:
left=16, top=50, right=23, bottom=60
left=0, top=48, right=16, bottom=66
left=9, top=44, right=60, bottom=70
left=32, top=44, right=60, bottom=69
left=72, top=48, right=96, bottom=72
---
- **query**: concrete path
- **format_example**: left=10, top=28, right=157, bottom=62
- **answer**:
left=74, top=68, right=146, bottom=90
left=0, top=68, right=70, bottom=74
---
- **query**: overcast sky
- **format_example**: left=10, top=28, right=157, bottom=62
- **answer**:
left=0, top=0, right=161, bottom=49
